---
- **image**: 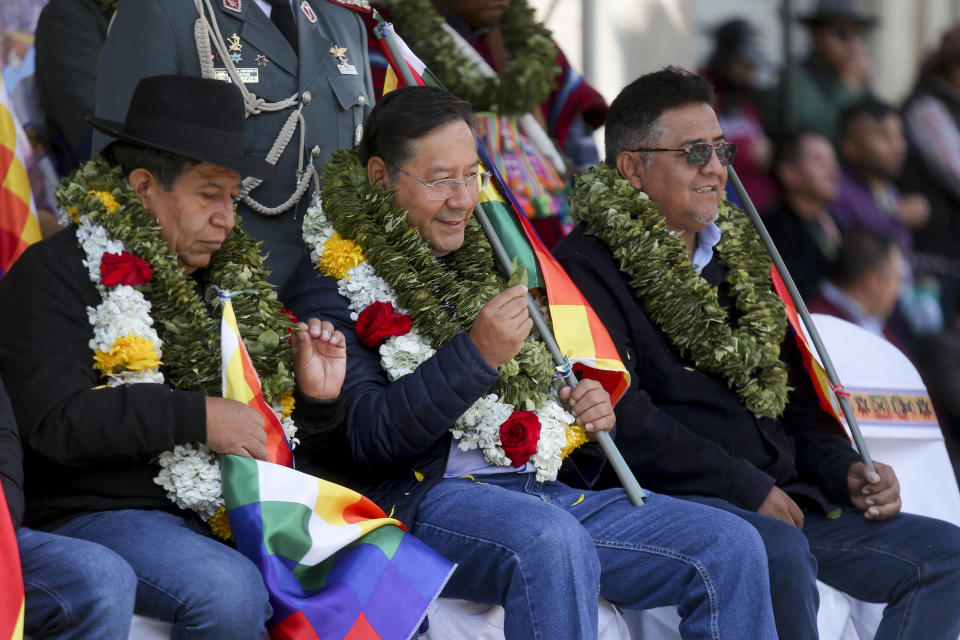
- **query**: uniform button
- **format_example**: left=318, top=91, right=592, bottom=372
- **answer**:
left=358, top=94, right=366, bottom=105
left=301, top=91, right=312, bottom=105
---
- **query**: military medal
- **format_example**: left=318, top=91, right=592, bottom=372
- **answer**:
left=300, top=0, right=317, bottom=23
left=257, top=54, right=268, bottom=67
left=230, top=52, right=242, bottom=64
left=330, top=45, right=357, bottom=75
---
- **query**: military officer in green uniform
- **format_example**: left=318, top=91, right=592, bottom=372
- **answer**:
left=94, top=0, right=375, bottom=288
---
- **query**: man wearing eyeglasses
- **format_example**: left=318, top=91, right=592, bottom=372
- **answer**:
left=283, top=85, right=782, bottom=639
left=554, top=68, right=960, bottom=640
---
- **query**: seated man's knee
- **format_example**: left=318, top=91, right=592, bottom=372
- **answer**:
left=515, top=515, right=601, bottom=586
left=187, top=549, right=271, bottom=634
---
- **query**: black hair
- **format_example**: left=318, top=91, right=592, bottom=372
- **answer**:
left=830, top=226, right=900, bottom=287
left=839, top=98, right=898, bottom=140
left=604, top=67, right=716, bottom=165
left=358, top=86, right=476, bottom=178
left=104, top=142, right=201, bottom=190
left=772, top=129, right=825, bottom=169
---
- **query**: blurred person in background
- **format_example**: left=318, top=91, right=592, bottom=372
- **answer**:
left=764, top=130, right=842, bottom=301
left=809, top=227, right=906, bottom=349
left=766, top=0, right=877, bottom=146
left=902, top=23, right=960, bottom=324
left=831, top=98, right=941, bottom=338
left=702, top=17, right=778, bottom=212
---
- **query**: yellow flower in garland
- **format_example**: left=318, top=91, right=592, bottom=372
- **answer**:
left=560, top=424, right=589, bottom=459
left=318, top=233, right=364, bottom=280
left=279, top=390, right=295, bottom=419
left=89, top=190, right=120, bottom=214
left=93, top=335, right=162, bottom=374
left=208, top=505, right=234, bottom=542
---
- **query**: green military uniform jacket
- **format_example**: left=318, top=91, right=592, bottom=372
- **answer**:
left=94, top=0, right=374, bottom=287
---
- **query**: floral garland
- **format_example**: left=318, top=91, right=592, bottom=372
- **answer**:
left=57, top=157, right=296, bottom=536
left=569, top=163, right=790, bottom=419
left=303, top=149, right=587, bottom=480
left=376, top=0, right=559, bottom=115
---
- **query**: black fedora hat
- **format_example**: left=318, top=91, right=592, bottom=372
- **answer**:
left=90, top=75, right=276, bottom=180
left=800, top=0, right=878, bottom=28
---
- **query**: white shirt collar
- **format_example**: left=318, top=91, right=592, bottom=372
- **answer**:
left=253, top=0, right=293, bottom=17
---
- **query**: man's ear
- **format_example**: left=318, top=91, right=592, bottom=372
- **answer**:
left=128, top=168, right=157, bottom=204
left=366, top=156, right=392, bottom=190
left=616, top=151, right=645, bottom=192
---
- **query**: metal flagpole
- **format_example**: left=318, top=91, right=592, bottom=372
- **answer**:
left=378, top=19, right=647, bottom=506
left=472, top=207, right=646, bottom=506
left=727, top=166, right=875, bottom=469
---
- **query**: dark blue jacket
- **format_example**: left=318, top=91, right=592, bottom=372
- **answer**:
left=282, top=257, right=501, bottom=526
left=554, top=225, right=860, bottom=512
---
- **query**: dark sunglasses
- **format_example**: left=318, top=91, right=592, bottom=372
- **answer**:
left=628, top=141, right=738, bottom=167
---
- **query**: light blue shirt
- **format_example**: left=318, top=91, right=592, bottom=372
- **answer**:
left=691, top=222, right=722, bottom=271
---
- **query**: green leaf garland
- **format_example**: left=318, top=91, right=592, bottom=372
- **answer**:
left=57, top=156, right=294, bottom=402
left=321, top=148, right=554, bottom=408
left=377, top=0, right=559, bottom=115
left=569, top=162, right=790, bottom=419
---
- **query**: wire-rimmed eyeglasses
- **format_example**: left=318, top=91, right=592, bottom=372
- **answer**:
left=627, top=141, right=738, bottom=167
left=392, top=163, right=492, bottom=200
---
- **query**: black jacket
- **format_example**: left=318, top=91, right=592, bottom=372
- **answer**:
left=281, top=257, right=501, bottom=526
left=0, top=378, right=24, bottom=527
left=553, top=225, right=859, bottom=512
left=0, top=227, right=340, bottom=528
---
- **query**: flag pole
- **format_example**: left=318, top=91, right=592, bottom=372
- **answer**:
left=727, top=167, right=874, bottom=469
left=472, top=206, right=646, bottom=506
left=377, top=18, right=646, bottom=505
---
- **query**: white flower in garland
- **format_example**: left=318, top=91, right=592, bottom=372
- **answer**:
left=303, top=196, right=584, bottom=481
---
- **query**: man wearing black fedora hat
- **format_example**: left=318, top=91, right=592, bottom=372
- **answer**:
left=766, top=0, right=879, bottom=145
left=0, top=75, right=348, bottom=638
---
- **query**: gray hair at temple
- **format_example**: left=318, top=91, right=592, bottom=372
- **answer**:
left=604, top=67, right=716, bottom=165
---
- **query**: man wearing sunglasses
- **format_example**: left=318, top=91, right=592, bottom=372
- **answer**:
left=554, top=67, right=960, bottom=640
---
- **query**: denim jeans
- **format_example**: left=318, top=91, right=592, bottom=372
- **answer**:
left=18, top=527, right=136, bottom=639
left=51, top=509, right=271, bottom=640
left=411, top=474, right=778, bottom=640
left=684, top=495, right=960, bottom=640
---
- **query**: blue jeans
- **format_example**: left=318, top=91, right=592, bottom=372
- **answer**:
left=412, top=474, right=778, bottom=640
left=19, top=527, right=136, bottom=639
left=684, top=496, right=960, bottom=640
left=51, top=509, right=271, bottom=640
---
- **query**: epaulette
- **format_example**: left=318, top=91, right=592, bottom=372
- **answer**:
left=324, top=0, right=372, bottom=12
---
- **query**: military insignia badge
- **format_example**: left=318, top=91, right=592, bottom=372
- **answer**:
left=223, top=0, right=241, bottom=12
left=227, top=33, right=243, bottom=52
left=300, top=0, right=318, bottom=23
left=329, top=45, right=348, bottom=62
left=257, top=54, right=268, bottom=67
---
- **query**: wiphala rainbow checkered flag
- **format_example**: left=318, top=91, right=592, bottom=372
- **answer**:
left=218, top=293, right=454, bottom=639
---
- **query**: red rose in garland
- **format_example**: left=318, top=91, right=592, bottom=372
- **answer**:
left=355, top=301, right=412, bottom=347
left=280, top=307, right=299, bottom=333
left=100, top=251, right=153, bottom=286
left=499, top=411, right=541, bottom=467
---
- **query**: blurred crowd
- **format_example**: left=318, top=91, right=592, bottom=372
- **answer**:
left=698, top=1, right=960, bottom=477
